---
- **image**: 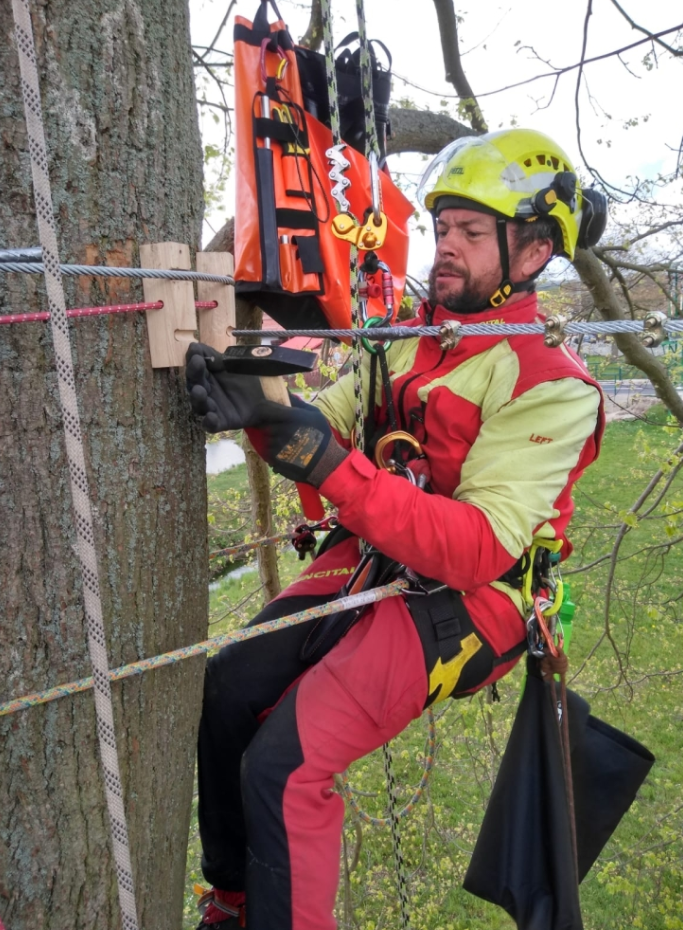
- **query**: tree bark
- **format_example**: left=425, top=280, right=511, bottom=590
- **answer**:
left=573, top=247, right=683, bottom=423
left=299, top=0, right=323, bottom=51
left=0, top=2, right=205, bottom=928
left=387, top=107, right=471, bottom=155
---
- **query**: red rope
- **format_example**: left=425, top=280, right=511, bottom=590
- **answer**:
left=0, top=300, right=218, bottom=325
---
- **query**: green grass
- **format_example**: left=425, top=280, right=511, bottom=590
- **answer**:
left=185, top=415, right=683, bottom=930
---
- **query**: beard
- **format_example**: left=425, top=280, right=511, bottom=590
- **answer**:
left=427, top=261, right=497, bottom=314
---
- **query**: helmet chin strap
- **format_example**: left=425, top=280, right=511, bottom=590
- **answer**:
left=488, top=218, right=539, bottom=308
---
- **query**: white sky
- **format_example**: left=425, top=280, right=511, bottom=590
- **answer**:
left=190, top=0, right=683, bottom=277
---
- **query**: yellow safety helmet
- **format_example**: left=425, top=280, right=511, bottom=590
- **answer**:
left=417, top=129, right=607, bottom=261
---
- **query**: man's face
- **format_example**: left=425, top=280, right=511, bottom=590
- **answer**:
left=428, top=208, right=503, bottom=313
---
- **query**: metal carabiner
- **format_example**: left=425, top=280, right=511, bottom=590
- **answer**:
left=533, top=596, right=563, bottom=658
left=360, top=315, right=391, bottom=354
left=374, top=431, right=423, bottom=472
left=260, top=38, right=288, bottom=85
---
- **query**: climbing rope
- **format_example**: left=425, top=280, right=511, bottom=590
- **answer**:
left=10, top=1, right=139, bottom=926
left=0, top=579, right=409, bottom=718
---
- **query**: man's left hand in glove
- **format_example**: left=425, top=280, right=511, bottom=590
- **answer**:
left=186, top=343, right=348, bottom=487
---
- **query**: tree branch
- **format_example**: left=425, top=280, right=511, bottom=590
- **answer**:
left=573, top=247, right=683, bottom=423
left=386, top=107, right=472, bottom=154
left=609, top=0, right=683, bottom=56
left=475, top=22, right=683, bottom=99
left=431, top=0, right=487, bottom=132
left=196, top=1, right=237, bottom=64
left=299, top=0, right=323, bottom=51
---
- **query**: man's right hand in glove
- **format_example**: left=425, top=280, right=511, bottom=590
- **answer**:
left=185, top=343, right=348, bottom=487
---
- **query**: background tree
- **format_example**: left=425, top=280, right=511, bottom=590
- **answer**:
left=0, top=2, right=207, bottom=928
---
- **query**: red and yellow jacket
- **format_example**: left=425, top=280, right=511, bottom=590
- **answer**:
left=313, top=293, right=604, bottom=615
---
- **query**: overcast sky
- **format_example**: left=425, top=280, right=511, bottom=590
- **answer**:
left=190, top=0, right=682, bottom=276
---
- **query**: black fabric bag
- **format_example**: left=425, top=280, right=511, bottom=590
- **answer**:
left=463, top=658, right=654, bottom=930
left=295, top=33, right=392, bottom=161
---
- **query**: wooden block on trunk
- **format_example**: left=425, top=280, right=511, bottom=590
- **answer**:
left=196, top=252, right=236, bottom=351
left=140, top=241, right=196, bottom=368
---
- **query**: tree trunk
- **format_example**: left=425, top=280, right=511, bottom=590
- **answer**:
left=0, top=2, right=206, bottom=929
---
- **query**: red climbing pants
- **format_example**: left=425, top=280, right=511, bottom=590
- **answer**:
left=197, top=536, right=526, bottom=930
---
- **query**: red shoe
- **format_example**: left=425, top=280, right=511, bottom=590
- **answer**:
left=196, top=886, right=246, bottom=928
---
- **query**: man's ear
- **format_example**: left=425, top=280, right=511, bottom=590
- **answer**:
left=518, top=237, right=554, bottom=280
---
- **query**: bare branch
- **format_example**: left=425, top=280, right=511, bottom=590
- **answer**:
left=573, top=247, right=683, bottom=423
left=600, top=219, right=683, bottom=249
left=197, top=1, right=237, bottom=64
left=594, top=248, right=678, bottom=305
left=431, top=0, right=488, bottom=132
left=474, top=22, right=683, bottom=99
left=609, top=0, right=683, bottom=56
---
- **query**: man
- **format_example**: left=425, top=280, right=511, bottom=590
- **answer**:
left=186, top=129, right=605, bottom=930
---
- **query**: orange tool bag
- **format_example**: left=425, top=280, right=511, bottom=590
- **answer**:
left=233, top=0, right=413, bottom=331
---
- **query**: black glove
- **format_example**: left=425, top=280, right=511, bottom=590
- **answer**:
left=185, top=343, right=347, bottom=485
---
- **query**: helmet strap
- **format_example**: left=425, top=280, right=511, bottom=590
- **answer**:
left=489, top=218, right=538, bottom=308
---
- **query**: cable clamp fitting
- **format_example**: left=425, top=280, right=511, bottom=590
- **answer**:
left=544, top=313, right=568, bottom=348
left=641, top=311, right=668, bottom=348
left=438, top=320, right=462, bottom=350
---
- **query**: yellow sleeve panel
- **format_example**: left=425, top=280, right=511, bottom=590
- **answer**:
left=312, top=337, right=420, bottom=441
left=455, top=378, right=601, bottom=559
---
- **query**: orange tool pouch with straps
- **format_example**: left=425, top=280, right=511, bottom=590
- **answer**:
left=233, top=4, right=413, bottom=331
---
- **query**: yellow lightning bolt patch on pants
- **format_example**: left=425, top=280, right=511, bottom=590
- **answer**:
left=428, top=633, right=483, bottom=704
